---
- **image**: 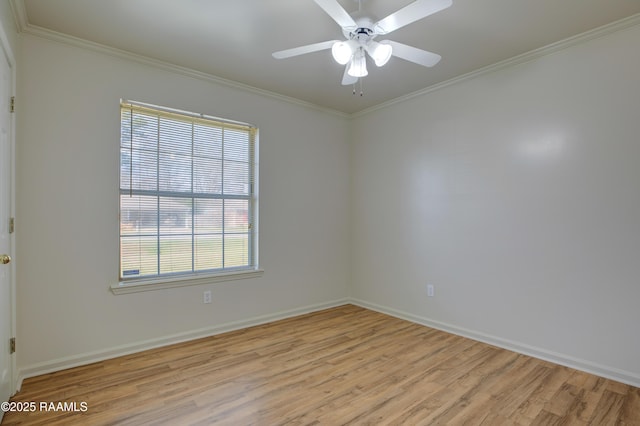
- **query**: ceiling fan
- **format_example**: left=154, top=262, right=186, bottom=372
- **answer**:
left=272, top=0, right=452, bottom=86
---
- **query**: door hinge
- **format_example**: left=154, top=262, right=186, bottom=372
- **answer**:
left=9, top=217, right=14, bottom=234
left=10, top=96, right=15, bottom=113
left=10, top=337, right=15, bottom=354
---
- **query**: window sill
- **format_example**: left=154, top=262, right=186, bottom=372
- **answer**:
left=110, top=269, right=264, bottom=295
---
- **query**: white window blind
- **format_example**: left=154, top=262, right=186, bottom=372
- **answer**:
left=119, top=101, right=257, bottom=281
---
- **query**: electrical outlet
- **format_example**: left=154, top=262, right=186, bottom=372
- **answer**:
left=203, top=290, right=212, bottom=304
left=427, top=284, right=435, bottom=297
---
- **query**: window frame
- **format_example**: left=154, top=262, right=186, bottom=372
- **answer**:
left=111, top=100, right=262, bottom=294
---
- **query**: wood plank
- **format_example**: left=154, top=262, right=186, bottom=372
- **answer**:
left=587, top=389, right=627, bottom=425
left=619, top=385, right=640, bottom=425
left=3, top=305, right=638, bottom=425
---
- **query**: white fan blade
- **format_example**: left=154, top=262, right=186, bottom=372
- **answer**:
left=313, top=0, right=357, bottom=31
left=381, top=40, right=441, bottom=67
left=374, top=0, right=452, bottom=35
left=272, top=40, right=339, bottom=59
left=342, top=65, right=358, bottom=85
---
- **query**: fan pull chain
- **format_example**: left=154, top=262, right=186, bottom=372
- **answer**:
left=352, top=79, right=364, bottom=96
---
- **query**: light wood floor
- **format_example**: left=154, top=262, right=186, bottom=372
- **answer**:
left=3, top=305, right=639, bottom=425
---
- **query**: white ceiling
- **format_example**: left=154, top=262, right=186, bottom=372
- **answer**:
left=15, top=0, right=640, bottom=114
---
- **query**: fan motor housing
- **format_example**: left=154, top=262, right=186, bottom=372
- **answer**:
left=343, top=14, right=376, bottom=42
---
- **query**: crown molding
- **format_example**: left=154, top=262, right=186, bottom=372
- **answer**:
left=353, top=13, right=640, bottom=118
left=10, top=0, right=640, bottom=119
left=8, top=0, right=28, bottom=33
left=19, top=22, right=350, bottom=119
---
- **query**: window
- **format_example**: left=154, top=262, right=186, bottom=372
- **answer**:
left=118, top=101, right=259, bottom=289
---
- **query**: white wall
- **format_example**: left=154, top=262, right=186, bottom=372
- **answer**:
left=14, top=15, right=640, bottom=387
left=16, top=34, right=350, bottom=372
left=351, top=24, right=640, bottom=384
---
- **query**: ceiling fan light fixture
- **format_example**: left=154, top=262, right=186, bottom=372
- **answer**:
left=367, top=42, right=393, bottom=67
left=347, top=49, right=368, bottom=78
left=272, top=0, right=452, bottom=87
left=331, top=41, right=353, bottom=65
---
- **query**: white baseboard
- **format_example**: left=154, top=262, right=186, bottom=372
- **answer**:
left=16, top=298, right=350, bottom=390
left=350, top=298, right=640, bottom=388
left=16, top=297, right=639, bottom=391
